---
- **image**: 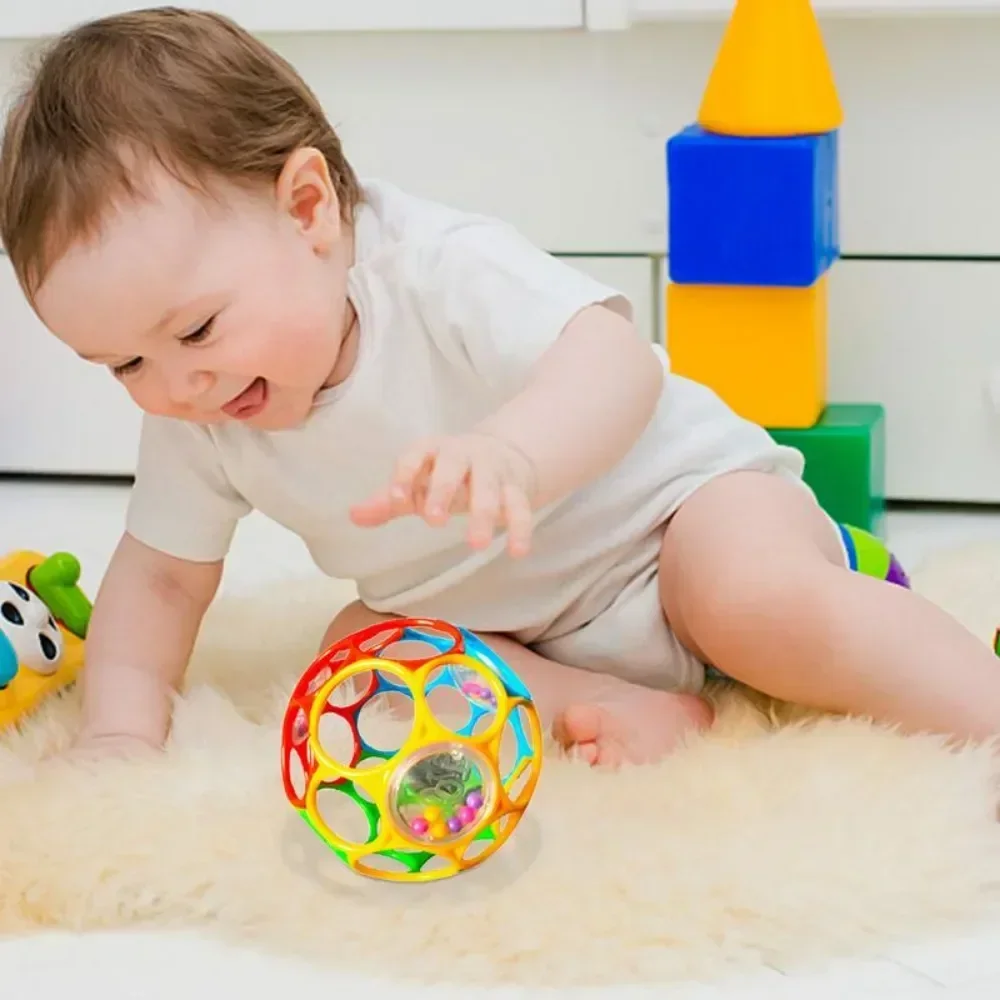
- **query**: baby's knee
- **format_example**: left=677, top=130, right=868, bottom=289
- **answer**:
left=659, top=472, right=845, bottom=653
left=318, top=599, right=399, bottom=653
left=663, top=533, right=836, bottom=664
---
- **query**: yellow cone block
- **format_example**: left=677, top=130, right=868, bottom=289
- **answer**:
left=698, top=0, right=843, bottom=138
left=666, top=277, right=827, bottom=428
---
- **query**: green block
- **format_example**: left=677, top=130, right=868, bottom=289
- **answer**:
left=768, top=404, right=886, bottom=536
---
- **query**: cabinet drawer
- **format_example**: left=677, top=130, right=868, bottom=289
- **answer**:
left=555, top=255, right=657, bottom=341
left=0, top=0, right=585, bottom=38
left=828, top=260, right=1000, bottom=503
left=0, top=258, right=140, bottom=475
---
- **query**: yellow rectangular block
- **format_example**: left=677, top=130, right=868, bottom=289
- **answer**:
left=665, top=277, right=827, bottom=428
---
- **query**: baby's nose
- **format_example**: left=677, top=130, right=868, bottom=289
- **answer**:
left=166, top=368, right=215, bottom=404
left=190, top=370, right=215, bottom=395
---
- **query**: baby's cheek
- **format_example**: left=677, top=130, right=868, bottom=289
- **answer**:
left=280, top=308, right=343, bottom=382
left=248, top=260, right=345, bottom=384
left=127, top=381, right=173, bottom=418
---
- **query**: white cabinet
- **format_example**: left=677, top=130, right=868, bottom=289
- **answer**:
left=828, top=260, right=1000, bottom=504
left=0, top=1, right=584, bottom=38
left=0, top=258, right=141, bottom=475
left=657, top=257, right=1000, bottom=503
left=555, top=255, right=658, bottom=342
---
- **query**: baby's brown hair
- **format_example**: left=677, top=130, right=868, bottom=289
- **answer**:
left=0, top=6, right=361, bottom=299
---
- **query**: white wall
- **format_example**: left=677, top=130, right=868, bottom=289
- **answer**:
left=2, top=18, right=1000, bottom=499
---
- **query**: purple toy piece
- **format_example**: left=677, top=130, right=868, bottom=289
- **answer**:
left=886, top=555, right=911, bottom=589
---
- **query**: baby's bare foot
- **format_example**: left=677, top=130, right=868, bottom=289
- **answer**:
left=553, top=683, right=713, bottom=768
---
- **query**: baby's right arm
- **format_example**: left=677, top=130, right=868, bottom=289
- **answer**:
left=73, top=532, right=222, bottom=756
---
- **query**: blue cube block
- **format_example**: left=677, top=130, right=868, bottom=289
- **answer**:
left=667, top=125, right=839, bottom=287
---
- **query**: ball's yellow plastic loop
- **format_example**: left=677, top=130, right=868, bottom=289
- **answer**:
left=411, top=651, right=509, bottom=743
left=307, top=656, right=423, bottom=781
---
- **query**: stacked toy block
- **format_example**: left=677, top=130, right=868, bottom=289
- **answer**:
left=663, top=0, right=886, bottom=533
left=769, top=404, right=886, bottom=536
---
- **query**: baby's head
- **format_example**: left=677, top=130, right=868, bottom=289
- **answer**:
left=0, top=8, right=361, bottom=429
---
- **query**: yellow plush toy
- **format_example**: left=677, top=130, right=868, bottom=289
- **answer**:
left=0, top=550, right=91, bottom=729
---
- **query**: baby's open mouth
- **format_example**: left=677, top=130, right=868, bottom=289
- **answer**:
left=222, top=378, right=268, bottom=420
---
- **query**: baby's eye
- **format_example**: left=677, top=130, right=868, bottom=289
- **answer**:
left=111, top=358, right=143, bottom=378
left=180, top=317, right=216, bottom=345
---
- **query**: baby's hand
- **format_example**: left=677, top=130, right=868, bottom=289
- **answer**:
left=350, top=432, right=537, bottom=556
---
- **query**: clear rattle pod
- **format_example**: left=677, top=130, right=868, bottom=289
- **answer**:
left=281, top=617, right=543, bottom=883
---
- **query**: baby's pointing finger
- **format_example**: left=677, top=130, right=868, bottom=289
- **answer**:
left=349, top=488, right=396, bottom=526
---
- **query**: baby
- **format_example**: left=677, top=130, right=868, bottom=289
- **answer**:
left=3, top=8, right=1000, bottom=768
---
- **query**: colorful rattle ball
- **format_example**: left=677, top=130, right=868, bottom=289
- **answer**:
left=837, top=523, right=910, bottom=589
left=280, top=617, right=543, bottom=883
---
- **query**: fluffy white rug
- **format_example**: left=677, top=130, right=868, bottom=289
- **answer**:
left=2, top=545, right=1000, bottom=988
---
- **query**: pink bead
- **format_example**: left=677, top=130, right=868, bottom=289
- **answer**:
left=410, top=817, right=429, bottom=835
left=466, top=791, right=484, bottom=811
left=457, top=806, right=475, bottom=825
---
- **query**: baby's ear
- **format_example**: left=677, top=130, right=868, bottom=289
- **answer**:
left=275, top=147, right=341, bottom=252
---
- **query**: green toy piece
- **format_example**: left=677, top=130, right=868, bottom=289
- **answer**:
left=768, top=403, right=886, bottom=536
left=27, top=552, right=93, bottom=639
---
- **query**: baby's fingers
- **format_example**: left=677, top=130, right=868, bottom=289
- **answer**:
left=466, top=463, right=501, bottom=551
left=502, top=484, right=534, bottom=558
left=423, top=448, right=471, bottom=526
left=391, top=439, right=438, bottom=507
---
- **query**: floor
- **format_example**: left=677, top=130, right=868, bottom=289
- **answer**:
left=3, top=478, right=1000, bottom=998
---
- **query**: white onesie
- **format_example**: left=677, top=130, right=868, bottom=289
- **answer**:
left=125, top=179, right=806, bottom=693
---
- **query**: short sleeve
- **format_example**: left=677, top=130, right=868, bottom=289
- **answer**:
left=125, top=414, right=251, bottom=562
left=417, top=222, right=634, bottom=396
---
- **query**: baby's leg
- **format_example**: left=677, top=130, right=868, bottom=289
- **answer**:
left=659, top=470, right=1000, bottom=741
left=321, top=601, right=711, bottom=765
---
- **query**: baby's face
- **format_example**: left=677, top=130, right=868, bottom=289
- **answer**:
left=34, top=155, right=355, bottom=431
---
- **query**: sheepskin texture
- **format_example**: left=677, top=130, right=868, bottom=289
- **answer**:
left=3, top=543, right=1000, bottom=989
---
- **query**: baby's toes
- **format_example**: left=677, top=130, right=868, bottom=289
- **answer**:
left=554, top=705, right=624, bottom=768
